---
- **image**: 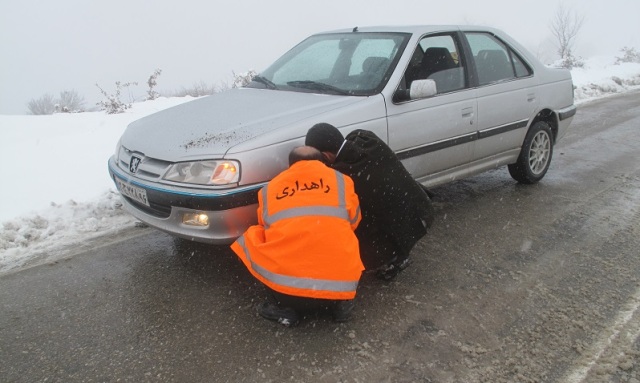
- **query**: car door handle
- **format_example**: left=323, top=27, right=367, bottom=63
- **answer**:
left=461, top=107, right=474, bottom=118
left=527, top=93, right=536, bottom=102
left=462, top=107, right=474, bottom=125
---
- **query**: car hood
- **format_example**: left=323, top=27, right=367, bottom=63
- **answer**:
left=120, top=88, right=363, bottom=162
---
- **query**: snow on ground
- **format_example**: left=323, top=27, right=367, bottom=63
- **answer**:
left=0, top=97, right=195, bottom=273
left=571, top=56, right=640, bottom=102
left=1, top=57, right=640, bottom=273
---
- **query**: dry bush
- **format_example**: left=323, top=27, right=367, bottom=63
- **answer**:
left=96, top=81, right=138, bottom=114
left=27, top=93, right=56, bottom=115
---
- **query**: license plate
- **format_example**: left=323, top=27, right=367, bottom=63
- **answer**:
left=116, top=178, right=149, bottom=207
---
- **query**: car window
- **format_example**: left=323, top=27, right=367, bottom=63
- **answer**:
left=401, top=34, right=466, bottom=96
left=256, top=32, right=410, bottom=96
left=512, top=52, right=533, bottom=77
left=465, top=32, right=532, bottom=85
left=271, top=40, right=340, bottom=84
left=348, top=39, right=398, bottom=76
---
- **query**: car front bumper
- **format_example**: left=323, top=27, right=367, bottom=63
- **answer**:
left=108, top=157, right=262, bottom=244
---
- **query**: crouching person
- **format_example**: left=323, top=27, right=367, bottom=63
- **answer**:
left=231, top=146, right=364, bottom=327
left=305, top=123, right=434, bottom=281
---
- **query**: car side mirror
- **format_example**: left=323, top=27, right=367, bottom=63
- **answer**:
left=410, top=79, right=437, bottom=99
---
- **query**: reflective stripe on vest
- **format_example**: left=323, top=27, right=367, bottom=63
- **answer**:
left=261, top=168, right=358, bottom=228
left=236, top=235, right=359, bottom=293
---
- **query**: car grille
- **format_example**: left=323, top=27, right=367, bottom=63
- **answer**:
left=124, top=196, right=172, bottom=218
left=118, top=145, right=170, bottom=181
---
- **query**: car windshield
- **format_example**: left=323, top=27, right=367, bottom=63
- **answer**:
left=248, top=32, right=410, bottom=96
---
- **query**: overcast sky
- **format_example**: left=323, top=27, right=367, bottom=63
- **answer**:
left=1, top=0, right=638, bottom=115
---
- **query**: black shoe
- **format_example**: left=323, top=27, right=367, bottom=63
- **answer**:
left=258, top=302, right=299, bottom=327
left=395, top=257, right=412, bottom=271
left=375, top=257, right=412, bottom=281
left=332, top=300, right=355, bottom=323
left=375, top=263, right=399, bottom=281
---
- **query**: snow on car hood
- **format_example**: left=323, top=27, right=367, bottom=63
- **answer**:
left=120, top=88, right=363, bottom=162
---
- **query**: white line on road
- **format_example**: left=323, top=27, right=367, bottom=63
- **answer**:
left=564, top=285, right=640, bottom=383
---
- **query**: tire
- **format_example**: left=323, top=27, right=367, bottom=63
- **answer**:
left=508, top=121, right=553, bottom=184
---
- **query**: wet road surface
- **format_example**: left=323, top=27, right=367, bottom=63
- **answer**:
left=1, top=91, right=640, bottom=382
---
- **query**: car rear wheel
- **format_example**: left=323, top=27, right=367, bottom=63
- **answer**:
left=508, top=121, right=553, bottom=184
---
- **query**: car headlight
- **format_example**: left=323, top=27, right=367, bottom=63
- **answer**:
left=163, top=160, right=240, bottom=186
left=114, top=141, right=123, bottom=164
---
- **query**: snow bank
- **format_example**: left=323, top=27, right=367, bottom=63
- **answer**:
left=0, top=97, right=195, bottom=273
left=571, top=56, right=640, bottom=103
left=0, top=190, right=134, bottom=271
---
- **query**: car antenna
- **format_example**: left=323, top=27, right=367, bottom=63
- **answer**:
left=353, top=26, right=358, bottom=32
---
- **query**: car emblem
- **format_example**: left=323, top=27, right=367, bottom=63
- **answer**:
left=129, top=156, right=142, bottom=173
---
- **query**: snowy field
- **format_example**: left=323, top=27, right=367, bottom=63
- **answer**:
left=1, top=56, right=639, bottom=273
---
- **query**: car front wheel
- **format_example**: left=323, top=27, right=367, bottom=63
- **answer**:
left=508, top=121, right=554, bottom=184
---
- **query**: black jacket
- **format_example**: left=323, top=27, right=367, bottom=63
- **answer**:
left=332, top=129, right=434, bottom=269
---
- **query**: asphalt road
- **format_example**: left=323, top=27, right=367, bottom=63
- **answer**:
left=2, top=91, right=640, bottom=383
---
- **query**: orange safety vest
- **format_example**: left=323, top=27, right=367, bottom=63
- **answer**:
left=231, top=160, right=363, bottom=300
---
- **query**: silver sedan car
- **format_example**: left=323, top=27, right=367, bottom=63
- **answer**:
left=108, top=25, right=576, bottom=244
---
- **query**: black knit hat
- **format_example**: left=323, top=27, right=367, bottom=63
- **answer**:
left=305, top=123, right=344, bottom=154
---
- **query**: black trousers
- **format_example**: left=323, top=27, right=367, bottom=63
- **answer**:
left=266, top=286, right=348, bottom=314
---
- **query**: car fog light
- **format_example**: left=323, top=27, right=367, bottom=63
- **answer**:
left=183, top=213, right=209, bottom=226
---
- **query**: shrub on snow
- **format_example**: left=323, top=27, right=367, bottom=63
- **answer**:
left=146, top=68, right=162, bottom=100
left=95, top=81, right=138, bottom=114
left=27, top=93, right=56, bottom=115
left=615, top=47, right=640, bottom=65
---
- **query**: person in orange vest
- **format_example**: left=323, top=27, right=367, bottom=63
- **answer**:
left=231, top=146, right=363, bottom=326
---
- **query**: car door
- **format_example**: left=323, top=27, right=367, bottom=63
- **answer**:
left=385, top=32, right=477, bottom=182
left=464, top=32, right=539, bottom=163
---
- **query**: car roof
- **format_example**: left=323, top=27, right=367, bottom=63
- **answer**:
left=318, top=25, right=502, bottom=35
